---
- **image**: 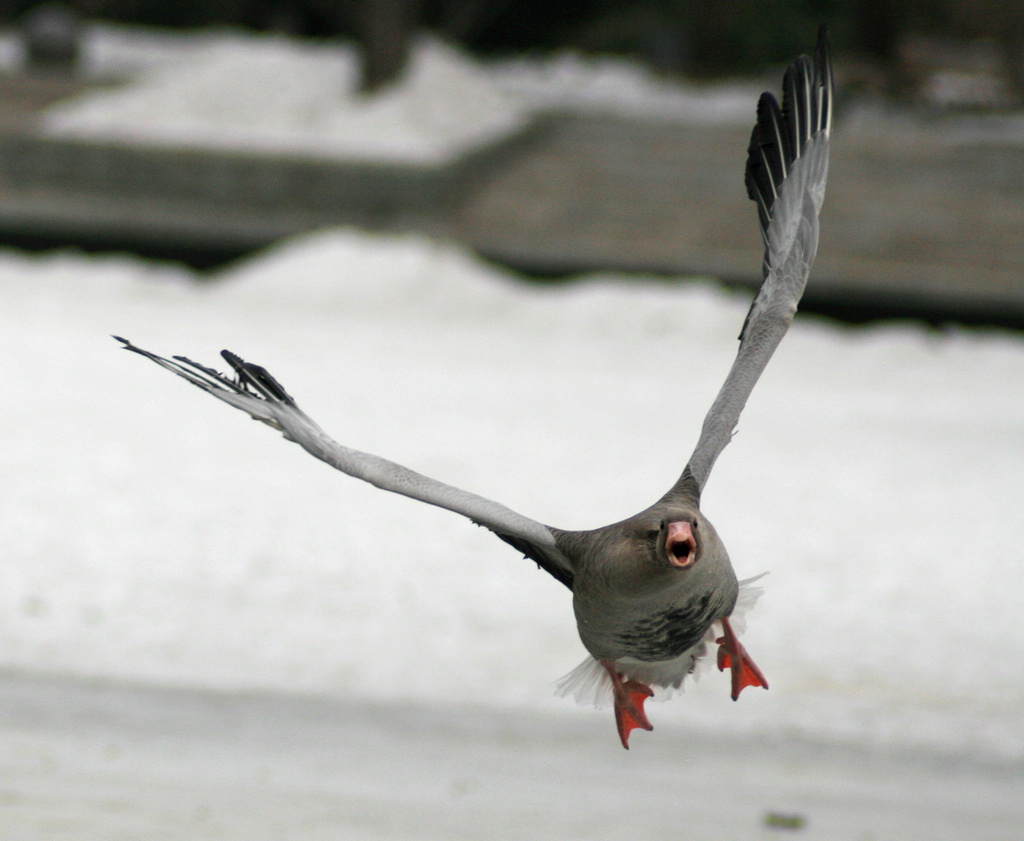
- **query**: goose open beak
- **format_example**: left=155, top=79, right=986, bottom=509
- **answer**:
left=666, top=521, right=697, bottom=568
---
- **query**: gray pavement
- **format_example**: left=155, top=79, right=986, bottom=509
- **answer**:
left=2, top=671, right=1022, bottom=841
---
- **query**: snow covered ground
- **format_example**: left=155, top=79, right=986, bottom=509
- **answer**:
left=3, top=228, right=1023, bottom=754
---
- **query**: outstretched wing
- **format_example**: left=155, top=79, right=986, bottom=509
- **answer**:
left=115, top=337, right=575, bottom=589
left=684, top=26, right=833, bottom=493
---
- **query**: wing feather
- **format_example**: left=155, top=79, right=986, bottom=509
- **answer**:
left=683, top=26, right=832, bottom=493
left=115, top=337, right=575, bottom=589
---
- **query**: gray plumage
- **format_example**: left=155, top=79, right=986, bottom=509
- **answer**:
left=116, top=26, right=832, bottom=748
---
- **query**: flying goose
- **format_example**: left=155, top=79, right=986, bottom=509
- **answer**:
left=117, top=26, right=832, bottom=748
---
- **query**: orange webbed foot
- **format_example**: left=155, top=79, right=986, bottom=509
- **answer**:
left=716, top=615, right=768, bottom=700
left=601, top=661, right=654, bottom=749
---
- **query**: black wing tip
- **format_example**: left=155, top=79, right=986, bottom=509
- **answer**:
left=116, top=336, right=298, bottom=407
left=220, top=349, right=296, bottom=406
left=816, top=23, right=831, bottom=69
left=114, top=334, right=144, bottom=352
left=743, top=24, right=833, bottom=223
left=115, top=334, right=174, bottom=364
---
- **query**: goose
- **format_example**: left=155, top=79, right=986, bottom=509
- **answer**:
left=117, top=26, right=832, bottom=748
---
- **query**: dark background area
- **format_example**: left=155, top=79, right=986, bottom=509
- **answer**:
left=4, top=0, right=1024, bottom=94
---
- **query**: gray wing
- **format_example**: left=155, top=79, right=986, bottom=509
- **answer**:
left=684, top=26, right=833, bottom=493
left=115, top=337, right=575, bottom=589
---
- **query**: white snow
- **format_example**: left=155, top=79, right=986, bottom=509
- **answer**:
left=36, top=27, right=527, bottom=163
left=2, top=229, right=1023, bottom=764
left=36, top=23, right=758, bottom=163
left=487, top=49, right=758, bottom=122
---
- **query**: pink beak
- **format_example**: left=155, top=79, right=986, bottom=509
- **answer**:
left=666, top=521, right=697, bottom=569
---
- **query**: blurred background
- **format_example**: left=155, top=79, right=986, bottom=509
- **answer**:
left=3, top=0, right=1024, bottom=89
left=1, top=3, right=1023, bottom=840
left=0, top=0, right=1021, bottom=324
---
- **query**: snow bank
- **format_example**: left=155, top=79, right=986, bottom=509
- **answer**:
left=38, top=23, right=761, bottom=164
left=40, top=29, right=529, bottom=163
